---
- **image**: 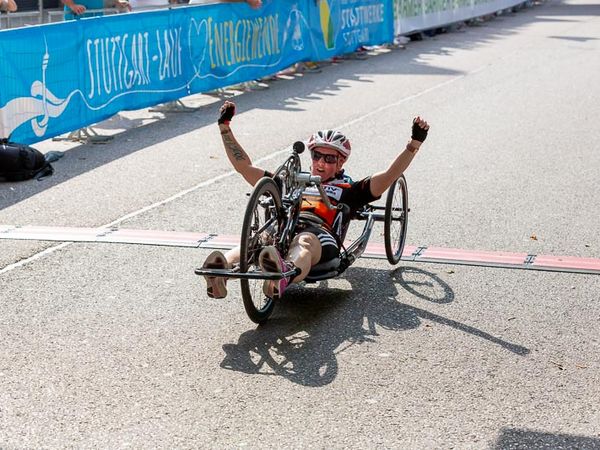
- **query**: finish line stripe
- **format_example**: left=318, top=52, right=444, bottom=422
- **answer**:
left=1, top=225, right=599, bottom=275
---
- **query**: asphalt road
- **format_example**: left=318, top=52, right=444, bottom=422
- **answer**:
left=1, top=0, right=600, bottom=447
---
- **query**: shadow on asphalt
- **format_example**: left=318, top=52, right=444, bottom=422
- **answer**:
left=220, top=266, right=530, bottom=387
left=494, top=427, right=600, bottom=449
left=0, top=0, right=565, bottom=211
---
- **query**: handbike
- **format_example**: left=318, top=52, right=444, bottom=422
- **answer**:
left=195, top=141, right=409, bottom=324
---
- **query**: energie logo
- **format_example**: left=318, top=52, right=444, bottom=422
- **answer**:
left=319, top=0, right=335, bottom=49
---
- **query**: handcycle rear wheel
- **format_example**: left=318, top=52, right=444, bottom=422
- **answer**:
left=384, top=175, right=408, bottom=265
left=240, top=177, right=284, bottom=324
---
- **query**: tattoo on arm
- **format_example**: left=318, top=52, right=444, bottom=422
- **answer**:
left=222, top=132, right=246, bottom=161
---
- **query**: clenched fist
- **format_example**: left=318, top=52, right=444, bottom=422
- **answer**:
left=218, top=101, right=236, bottom=125
left=411, top=117, right=430, bottom=143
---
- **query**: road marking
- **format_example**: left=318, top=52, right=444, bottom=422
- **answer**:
left=0, top=242, right=71, bottom=276
left=339, top=69, right=483, bottom=130
left=0, top=151, right=288, bottom=277
left=1, top=227, right=599, bottom=275
left=0, top=71, right=484, bottom=276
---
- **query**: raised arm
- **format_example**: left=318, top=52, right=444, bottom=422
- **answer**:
left=222, top=0, right=263, bottom=8
left=369, top=117, right=430, bottom=197
left=218, top=101, right=267, bottom=186
left=1, top=0, right=18, bottom=12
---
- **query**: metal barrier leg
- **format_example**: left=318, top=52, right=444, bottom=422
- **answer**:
left=52, top=126, right=113, bottom=144
left=204, top=88, right=235, bottom=98
left=149, top=100, right=199, bottom=113
left=228, top=80, right=269, bottom=92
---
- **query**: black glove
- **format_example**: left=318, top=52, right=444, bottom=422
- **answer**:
left=218, top=103, right=235, bottom=125
left=411, top=118, right=428, bottom=142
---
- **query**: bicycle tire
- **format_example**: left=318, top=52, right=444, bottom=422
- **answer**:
left=240, top=177, right=283, bottom=324
left=384, top=175, right=408, bottom=265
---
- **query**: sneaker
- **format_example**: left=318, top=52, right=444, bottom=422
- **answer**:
left=202, top=250, right=230, bottom=299
left=258, top=246, right=294, bottom=300
left=301, top=61, right=321, bottom=73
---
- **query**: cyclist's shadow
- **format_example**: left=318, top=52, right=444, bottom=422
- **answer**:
left=220, top=265, right=530, bottom=387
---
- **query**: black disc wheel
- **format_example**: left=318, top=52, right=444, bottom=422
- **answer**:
left=384, top=175, right=408, bottom=265
left=240, top=177, right=283, bottom=324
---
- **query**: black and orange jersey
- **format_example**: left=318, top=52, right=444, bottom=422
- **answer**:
left=300, top=172, right=380, bottom=241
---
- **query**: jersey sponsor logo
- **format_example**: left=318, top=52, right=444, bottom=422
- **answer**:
left=303, top=184, right=343, bottom=201
left=331, top=211, right=344, bottom=237
left=301, top=177, right=354, bottom=231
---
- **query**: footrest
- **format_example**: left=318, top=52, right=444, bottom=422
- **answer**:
left=194, top=267, right=299, bottom=281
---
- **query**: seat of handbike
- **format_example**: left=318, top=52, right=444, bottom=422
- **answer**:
left=304, top=257, right=341, bottom=283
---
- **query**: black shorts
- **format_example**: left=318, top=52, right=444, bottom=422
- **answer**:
left=295, top=224, right=340, bottom=264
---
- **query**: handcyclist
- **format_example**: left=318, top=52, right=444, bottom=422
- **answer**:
left=202, top=100, right=429, bottom=300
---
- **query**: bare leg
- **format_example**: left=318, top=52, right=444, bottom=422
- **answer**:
left=285, top=232, right=322, bottom=283
left=226, top=232, right=321, bottom=281
left=224, top=246, right=240, bottom=266
left=258, top=232, right=322, bottom=299
left=212, top=233, right=322, bottom=300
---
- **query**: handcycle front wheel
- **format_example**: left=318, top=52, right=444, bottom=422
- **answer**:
left=384, top=175, right=408, bottom=265
left=239, top=177, right=284, bottom=324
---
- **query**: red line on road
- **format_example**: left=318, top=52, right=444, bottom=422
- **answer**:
left=199, top=234, right=240, bottom=249
left=416, top=246, right=529, bottom=267
left=98, top=228, right=209, bottom=247
left=530, top=254, right=600, bottom=272
left=0, top=225, right=208, bottom=247
left=1, top=225, right=599, bottom=275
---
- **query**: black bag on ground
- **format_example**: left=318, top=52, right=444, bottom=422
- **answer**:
left=0, top=139, right=53, bottom=182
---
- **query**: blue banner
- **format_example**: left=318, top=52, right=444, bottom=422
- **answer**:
left=309, top=0, right=394, bottom=61
left=186, top=1, right=314, bottom=94
left=0, top=0, right=393, bottom=144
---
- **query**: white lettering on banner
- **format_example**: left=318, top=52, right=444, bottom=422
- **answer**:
left=340, top=4, right=384, bottom=29
left=156, top=28, right=183, bottom=81
left=86, top=28, right=183, bottom=100
left=343, top=28, right=370, bottom=46
left=340, top=2, right=384, bottom=46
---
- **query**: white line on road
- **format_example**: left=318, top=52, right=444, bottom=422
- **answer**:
left=0, top=69, right=484, bottom=276
left=339, top=71, right=477, bottom=130
left=0, top=242, right=71, bottom=276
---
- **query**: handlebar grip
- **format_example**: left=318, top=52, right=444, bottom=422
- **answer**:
left=297, top=173, right=338, bottom=210
left=296, top=173, right=321, bottom=186
left=293, top=141, right=305, bottom=154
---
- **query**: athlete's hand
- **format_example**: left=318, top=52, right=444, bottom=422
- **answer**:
left=218, top=101, right=236, bottom=125
left=114, top=0, right=131, bottom=11
left=411, top=117, right=430, bottom=143
left=246, top=0, right=262, bottom=8
left=69, top=3, right=87, bottom=14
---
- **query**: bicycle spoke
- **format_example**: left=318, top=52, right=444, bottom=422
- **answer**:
left=240, top=177, right=283, bottom=323
left=384, top=177, right=408, bottom=264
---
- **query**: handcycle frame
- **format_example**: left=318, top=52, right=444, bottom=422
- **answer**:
left=195, top=141, right=409, bottom=323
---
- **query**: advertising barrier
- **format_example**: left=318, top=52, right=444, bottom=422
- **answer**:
left=1, top=0, right=527, bottom=144
left=0, top=0, right=393, bottom=144
left=393, top=0, right=525, bottom=35
left=310, top=0, right=393, bottom=61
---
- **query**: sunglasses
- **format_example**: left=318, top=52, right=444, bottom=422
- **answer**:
left=310, top=149, right=339, bottom=164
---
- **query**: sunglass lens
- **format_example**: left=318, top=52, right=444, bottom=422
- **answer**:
left=311, top=151, right=337, bottom=163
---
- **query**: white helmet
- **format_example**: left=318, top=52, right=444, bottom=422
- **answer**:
left=307, top=130, right=351, bottom=159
